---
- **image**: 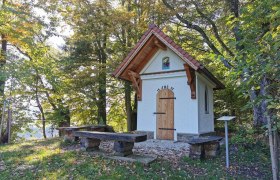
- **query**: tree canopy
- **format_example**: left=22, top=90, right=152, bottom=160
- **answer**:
left=0, top=0, right=279, bottom=178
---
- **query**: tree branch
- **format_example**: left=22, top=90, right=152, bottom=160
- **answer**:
left=193, top=2, right=235, bottom=57
left=162, top=0, right=233, bottom=69
left=12, top=45, right=59, bottom=110
left=13, top=45, right=32, bottom=60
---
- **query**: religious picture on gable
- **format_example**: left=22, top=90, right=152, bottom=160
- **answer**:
left=162, top=57, right=170, bottom=70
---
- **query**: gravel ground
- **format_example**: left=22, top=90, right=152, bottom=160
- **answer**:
left=98, top=139, right=190, bottom=164
left=134, top=139, right=190, bottom=151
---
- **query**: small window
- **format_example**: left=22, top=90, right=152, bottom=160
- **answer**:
left=162, top=57, right=170, bottom=70
left=205, top=86, right=209, bottom=114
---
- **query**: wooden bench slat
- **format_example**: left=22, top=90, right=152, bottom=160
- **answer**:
left=74, top=131, right=147, bottom=143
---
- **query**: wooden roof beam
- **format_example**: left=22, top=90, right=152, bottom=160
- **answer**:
left=154, top=39, right=167, bottom=50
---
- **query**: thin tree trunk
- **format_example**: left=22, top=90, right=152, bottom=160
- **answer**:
left=97, top=61, right=107, bottom=125
left=125, top=81, right=132, bottom=131
left=0, top=0, right=7, bottom=142
left=95, top=39, right=107, bottom=125
left=131, top=93, right=137, bottom=131
left=57, top=107, right=70, bottom=137
left=6, top=104, right=11, bottom=143
left=276, top=131, right=280, bottom=176
left=123, top=0, right=136, bottom=132
left=267, top=115, right=279, bottom=180
left=0, top=33, right=7, bottom=143
left=0, top=0, right=7, bottom=97
left=273, top=130, right=279, bottom=178
left=35, top=77, right=47, bottom=139
left=262, top=75, right=279, bottom=179
left=0, top=100, right=5, bottom=142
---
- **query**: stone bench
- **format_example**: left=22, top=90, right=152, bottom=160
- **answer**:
left=73, top=131, right=147, bottom=156
left=188, top=136, right=223, bottom=159
left=56, top=125, right=113, bottom=142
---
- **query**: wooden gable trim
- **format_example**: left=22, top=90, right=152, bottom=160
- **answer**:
left=141, top=69, right=185, bottom=76
left=115, top=32, right=154, bottom=77
left=113, top=24, right=225, bottom=90
left=128, top=70, right=142, bottom=101
left=152, top=32, right=198, bottom=70
left=184, top=64, right=196, bottom=99
left=154, top=39, right=167, bottom=50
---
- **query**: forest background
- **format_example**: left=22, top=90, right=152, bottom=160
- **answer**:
left=0, top=0, right=279, bottom=178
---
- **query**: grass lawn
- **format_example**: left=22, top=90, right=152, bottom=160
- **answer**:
left=0, top=138, right=273, bottom=179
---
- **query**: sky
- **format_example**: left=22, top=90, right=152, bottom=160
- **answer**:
left=33, top=4, right=73, bottom=49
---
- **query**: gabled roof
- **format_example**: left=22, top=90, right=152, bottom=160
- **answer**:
left=112, top=24, right=225, bottom=90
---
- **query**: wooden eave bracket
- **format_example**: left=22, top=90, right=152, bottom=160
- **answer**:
left=184, top=64, right=196, bottom=99
left=154, top=39, right=167, bottom=50
left=128, top=70, right=142, bottom=101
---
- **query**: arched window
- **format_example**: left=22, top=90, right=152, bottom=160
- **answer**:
left=162, top=57, right=170, bottom=70
left=205, top=86, right=209, bottom=114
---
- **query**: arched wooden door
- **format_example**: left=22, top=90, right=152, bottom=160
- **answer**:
left=156, top=89, right=174, bottom=140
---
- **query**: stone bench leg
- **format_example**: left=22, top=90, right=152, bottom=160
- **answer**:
left=204, top=141, right=220, bottom=157
left=63, top=130, right=80, bottom=143
left=189, top=144, right=205, bottom=159
left=113, top=141, right=134, bottom=157
left=80, top=138, right=101, bottom=151
left=64, top=130, right=75, bottom=142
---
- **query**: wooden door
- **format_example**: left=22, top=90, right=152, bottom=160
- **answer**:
left=156, top=89, right=174, bottom=140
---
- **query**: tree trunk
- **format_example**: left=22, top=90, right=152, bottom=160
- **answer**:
left=0, top=0, right=7, bottom=142
left=57, top=107, right=70, bottom=137
left=0, top=33, right=7, bottom=144
left=59, top=108, right=70, bottom=127
left=267, top=114, right=279, bottom=180
left=228, top=0, right=268, bottom=127
left=125, top=81, right=132, bottom=131
left=35, top=80, right=47, bottom=139
left=262, top=75, right=279, bottom=179
left=0, top=34, right=6, bottom=98
left=273, top=130, right=279, bottom=178
left=97, top=61, right=107, bottom=125
left=98, top=69, right=106, bottom=124
left=131, top=93, right=137, bottom=131
left=6, top=105, right=11, bottom=143
left=96, top=39, right=107, bottom=125
left=249, top=89, right=268, bottom=127
left=0, top=100, right=6, bottom=142
left=0, top=0, right=7, bottom=98
left=276, top=131, right=280, bottom=176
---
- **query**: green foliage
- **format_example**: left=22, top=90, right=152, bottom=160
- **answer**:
left=0, top=0, right=278, bottom=144
left=230, top=127, right=257, bottom=145
left=0, top=138, right=273, bottom=179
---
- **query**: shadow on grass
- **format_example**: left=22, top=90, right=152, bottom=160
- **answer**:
left=182, top=143, right=272, bottom=179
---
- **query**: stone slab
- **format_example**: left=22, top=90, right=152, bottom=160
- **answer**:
left=188, top=136, right=223, bottom=145
left=74, top=131, right=147, bottom=143
left=87, top=150, right=157, bottom=165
